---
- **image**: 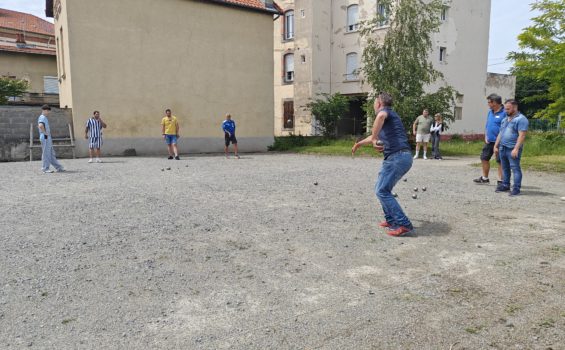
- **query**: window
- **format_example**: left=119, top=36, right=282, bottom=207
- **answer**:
left=441, top=6, right=448, bottom=21
left=43, top=76, right=59, bottom=94
left=284, top=53, right=294, bottom=83
left=283, top=100, right=294, bottom=129
left=456, top=94, right=464, bottom=104
left=454, top=106, right=463, bottom=120
left=346, top=5, right=359, bottom=32
left=284, top=10, right=294, bottom=40
left=377, top=2, right=389, bottom=27
left=300, top=54, right=306, bottom=64
left=345, top=53, right=358, bottom=80
left=439, top=47, right=447, bottom=62
left=300, top=9, right=305, bottom=18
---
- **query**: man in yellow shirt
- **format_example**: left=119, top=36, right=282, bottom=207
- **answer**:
left=161, top=109, right=180, bottom=160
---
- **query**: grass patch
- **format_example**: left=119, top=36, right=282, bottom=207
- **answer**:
left=270, top=132, right=565, bottom=172
left=464, top=325, right=485, bottom=334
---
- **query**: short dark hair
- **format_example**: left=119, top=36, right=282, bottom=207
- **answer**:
left=93, top=110, right=99, bottom=115
left=377, top=92, right=393, bottom=107
left=41, top=104, right=51, bottom=111
left=487, top=94, right=502, bottom=104
left=165, top=109, right=171, bottom=113
left=505, top=99, right=518, bottom=106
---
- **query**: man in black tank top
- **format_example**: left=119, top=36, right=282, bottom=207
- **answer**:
left=352, top=92, right=414, bottom=237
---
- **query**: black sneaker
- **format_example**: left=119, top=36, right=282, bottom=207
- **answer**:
left=175, top=156, right=180, bottom=160
left=509, top=189, right=520, bottom=196
left=497, top=180, right=503, bottom=185
left=473, top=177, right=490, bottom=184
left=495, top=184, right=510, bottom=193
left=168, top=156, right=174, bottom=160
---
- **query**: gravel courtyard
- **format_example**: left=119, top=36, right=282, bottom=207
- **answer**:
left=1, top=154, right=564, bottom=349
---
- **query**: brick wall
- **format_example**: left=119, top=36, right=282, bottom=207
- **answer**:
left=0, top=105, right=73, bottom=161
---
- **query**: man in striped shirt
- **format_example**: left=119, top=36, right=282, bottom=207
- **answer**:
left=85, top=111, right=107, bottom=163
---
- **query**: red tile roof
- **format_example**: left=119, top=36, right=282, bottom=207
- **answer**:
left=0, top=8, right=54, bottom=36
left=0, top=44, right=56, bottom=56
left=221, top=0, right=283, bottom=13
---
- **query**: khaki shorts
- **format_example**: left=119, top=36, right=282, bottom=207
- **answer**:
left=416, top=133, right=431, bottom=143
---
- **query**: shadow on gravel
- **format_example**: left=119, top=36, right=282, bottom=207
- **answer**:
left=411, top=220, right=452, bottom=237
left=522, top=190, right=556, bottom=197
left=521, top=185, right=541, bottom=190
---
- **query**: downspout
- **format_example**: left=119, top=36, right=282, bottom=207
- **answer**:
left=329, top=0, right=333, bottom=95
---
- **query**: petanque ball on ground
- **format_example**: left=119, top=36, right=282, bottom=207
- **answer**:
left=403, top=178, right=408, bottom=182
left=392, top=192, right=398, bottom=197
left=413, top=187, right=418, bottom=192
left=314, top=182, right=319, bottom=186
left=166, top=167, right=171, bottom=170
left=412, top=194, right=418, bottom=199
left=422, top=187, right=427, bottom=192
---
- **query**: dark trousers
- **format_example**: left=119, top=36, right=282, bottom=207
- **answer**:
left=431, top=133, right=442, bottom=159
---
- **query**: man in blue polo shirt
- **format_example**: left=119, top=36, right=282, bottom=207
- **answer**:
left=474, top=94, right=506, bottom=184
left=494, top=99, right=529, bottom=196
left=222, top=113, right=239, bottom=159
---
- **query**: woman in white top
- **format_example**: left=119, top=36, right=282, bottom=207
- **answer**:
left=430, top=113, right=444, bottom=160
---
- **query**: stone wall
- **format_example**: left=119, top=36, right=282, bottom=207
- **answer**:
left=0, top=105, right=73, bottom=161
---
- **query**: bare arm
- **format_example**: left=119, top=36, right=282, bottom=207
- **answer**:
left=176, top=120, right=180, bottom=137
left=493, top=133, right=502, bottom=155
left=38, top=123, right=47, bottom=135
left=511, top=131, right=527, bottom=158
left=100, top=119, right=107, bottom=128
left=352, top=111, right=387, bottom=154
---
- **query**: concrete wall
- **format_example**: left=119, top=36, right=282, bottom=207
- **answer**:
left=0, top=51, right=57, bottom=94
left=485, top=72, right=516, bottom=104
left=54, top=0, right=275, bottom=156
left=0, top=105, right=73, bottom=161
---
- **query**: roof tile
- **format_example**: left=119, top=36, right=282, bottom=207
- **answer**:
left=0, top=8, right=54, bottom=36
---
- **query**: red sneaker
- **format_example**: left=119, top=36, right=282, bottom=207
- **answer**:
left=379, top=221, right=392, bottom=228
left=387, top=226, right=413, bottom=237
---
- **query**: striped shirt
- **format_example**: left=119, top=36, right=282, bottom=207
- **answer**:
left=86, top=118, right=103, bottom=139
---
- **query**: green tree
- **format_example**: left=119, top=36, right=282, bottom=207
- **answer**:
left=306, top=93, right=350, bottom=137
left=0, top=77, right=29, bottom=104
left=515, top=75, right=552, bottom=118
left=507, top=0, right=564, bottom=121
left=361, top=0, right=456, bottom=130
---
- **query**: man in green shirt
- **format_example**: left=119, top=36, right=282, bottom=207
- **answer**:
left=412, top=109, right=433, bottom=159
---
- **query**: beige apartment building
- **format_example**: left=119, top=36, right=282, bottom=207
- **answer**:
left=0, top=8, right=58, bottom=103
left=274, top=0, right=515, bottom=136
left=46, top=0, right=280, bottom=156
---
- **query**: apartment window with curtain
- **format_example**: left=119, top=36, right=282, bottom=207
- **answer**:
left=284, top=10, right=294, bottom=40
left=377, top=2, right=389, bottom=27
left=346, top=5, right=359, bottom=32
left=345, top=53, right=358, bottom=80
left=284, top=53, right=294, bottom=83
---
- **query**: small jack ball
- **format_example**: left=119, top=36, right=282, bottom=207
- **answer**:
left=412, top=194, right=418, bottom=199
left=403, top=178, right=408, bottom=182
left=314, top=182, right=318, bottom=186
left=392, top=192, right=398, bottom=197
left=414, top=187, right=418, bottom=192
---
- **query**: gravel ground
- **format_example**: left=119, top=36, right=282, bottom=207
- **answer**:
left=1, top=154, right=564, bottom=350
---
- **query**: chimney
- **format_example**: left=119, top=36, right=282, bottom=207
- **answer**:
left=261, top=0, right=275, bottom=9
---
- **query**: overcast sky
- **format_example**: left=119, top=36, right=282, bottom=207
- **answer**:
left=0, top=0, right=538, bottom=74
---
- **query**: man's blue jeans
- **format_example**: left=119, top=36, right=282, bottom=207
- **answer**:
left=375, top=150, right=413, bottom=229
left=499, top=145, right=523, bottom=191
